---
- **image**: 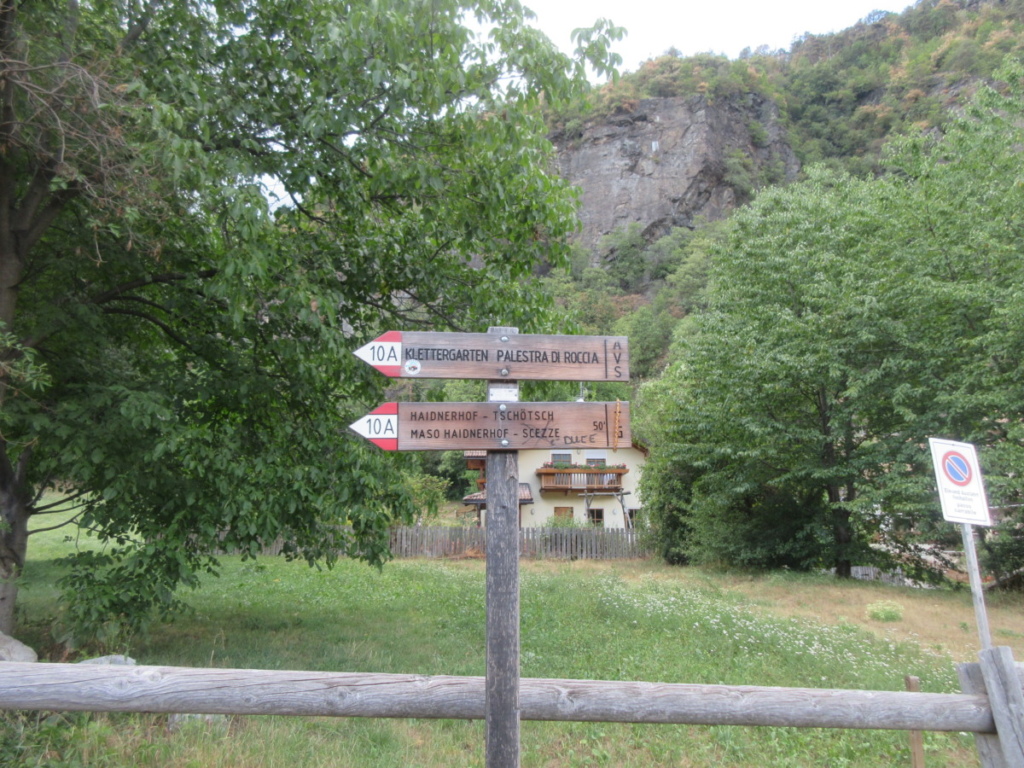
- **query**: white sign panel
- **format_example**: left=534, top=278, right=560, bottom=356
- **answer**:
left=349, top=403, right=399, bottom=450
left=928, top=438, right=992, bottom=526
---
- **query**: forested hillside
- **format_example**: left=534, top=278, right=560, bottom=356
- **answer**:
left=536, top=0, right=1024, bottom=580
left=543, top=0, right=1024, bottom=377
left=556, top=0, right=1024, bottom=176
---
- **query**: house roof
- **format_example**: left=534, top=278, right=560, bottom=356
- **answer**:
left=462, top=483, right=534, bottom=506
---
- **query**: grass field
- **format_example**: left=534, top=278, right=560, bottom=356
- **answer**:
left=3, top=512, right=1014, bottom=766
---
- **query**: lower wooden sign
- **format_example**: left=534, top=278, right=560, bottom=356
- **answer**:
left=350, top=402, right=631, bottom=451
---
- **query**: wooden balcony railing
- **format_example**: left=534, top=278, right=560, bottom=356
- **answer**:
left=536, top=466, right=628, bottom=493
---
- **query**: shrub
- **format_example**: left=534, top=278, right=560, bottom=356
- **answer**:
left=866, top=600, right=904, bottom=622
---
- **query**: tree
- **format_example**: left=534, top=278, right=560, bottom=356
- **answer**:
left=641, top=168, right=904, bottom=575
left=643, top=58, right=1024, bottom=578
left=600, top=222, right=647, bottom=291
left=0, top=0, right=621, bottom=641
left=883, top=59, right=1024, bottom=579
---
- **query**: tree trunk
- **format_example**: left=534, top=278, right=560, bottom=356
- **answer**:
left=831, top=492, right=853, bottom=579
left=0, top=448, right=31, bottom=636
left=0, top=562, right=22, bottom=636
left=0, top=489, right=29, bottom=634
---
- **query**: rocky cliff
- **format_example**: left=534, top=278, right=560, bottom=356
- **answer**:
left=552, top=94, right=800, bottom=252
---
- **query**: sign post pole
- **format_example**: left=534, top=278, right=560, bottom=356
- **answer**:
left=928, top=438, right=994, bottom=651
left=961, top=523, right=993, bottom=651
left=485, top=328, right=520, bottom=768
left=351, top=325, right=632, bottom=768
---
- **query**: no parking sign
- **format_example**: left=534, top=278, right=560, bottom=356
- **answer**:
left=928, top=438, right=992, bottom=526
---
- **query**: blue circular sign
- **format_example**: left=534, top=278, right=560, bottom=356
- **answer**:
left=942, top=451, right=973, bottom=487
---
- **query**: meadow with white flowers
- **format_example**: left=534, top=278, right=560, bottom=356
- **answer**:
left=6, top=543, right=1005, bottom=767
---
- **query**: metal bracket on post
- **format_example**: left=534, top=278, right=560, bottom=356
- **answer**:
left=485, top=326, right=520, bottom=768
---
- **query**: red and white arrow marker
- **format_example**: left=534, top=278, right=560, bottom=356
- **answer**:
left=353, top=331, right=403, bottom=378
left=348, top=402, right=398, bottom=451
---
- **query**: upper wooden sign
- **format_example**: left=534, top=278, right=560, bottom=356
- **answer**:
left=354, top=331, right=629, bottom=382
left=350, top=401, right=631, bottom=451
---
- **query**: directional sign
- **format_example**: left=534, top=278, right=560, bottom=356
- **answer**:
left=353, top=331, right=629, bottom=382
left=928, top=438, right=992, bottom=526
left=350, top=401, right=631, bottom=451
left=349, top=403, right=400, bottom=451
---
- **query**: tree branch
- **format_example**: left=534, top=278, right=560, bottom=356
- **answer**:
left=28, top=511, right=84, bottom=536
left=19, top=186, right=79, bottom=256
left=119, top=1, right=161, bottom=52
left=11, top=164, right=59, bottom=234
left=31, top=488, right=91, bottom=513
left=100, top=306, right=199, bottom=352
left=91, top=270, right=217, bottom=305
left=101, top=293, right=177, bottom=316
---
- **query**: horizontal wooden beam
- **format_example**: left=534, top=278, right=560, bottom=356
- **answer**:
left=0, top=663, right=995, bottom=733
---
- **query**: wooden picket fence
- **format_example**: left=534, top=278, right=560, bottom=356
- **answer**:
left=388, top=526, right=651, bottom=560
left=229, top=526, right=648, bottom=561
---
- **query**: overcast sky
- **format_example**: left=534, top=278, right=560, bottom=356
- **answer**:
left=521, top=1, right=915, bottom=73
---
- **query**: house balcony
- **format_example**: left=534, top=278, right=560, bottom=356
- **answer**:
left=536, top=466, right=629, bottom=493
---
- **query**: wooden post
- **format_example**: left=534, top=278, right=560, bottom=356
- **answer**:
left=959, top=661, right=1011, bottom=768
left=978, top=647, right=1024, bottom=767
left=904, top=675, right=926, bottom=768
left=485, top=326, right=520, bottom=768
left=962, top=523, right=993, bottom=651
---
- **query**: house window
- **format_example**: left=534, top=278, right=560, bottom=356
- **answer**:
left=586, top=458, right=606, bottom=468
left=550, top=453, right=572, bottom=465
left=626, top=508, right=639, bottom=527
left=554, top=506, right=573, bottom=521
left=588, top=508, right=604, bottom=527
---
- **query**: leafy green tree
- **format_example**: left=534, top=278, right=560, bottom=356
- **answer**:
left=883, top=59, right=1024, bottom=579
left=642, top=168, right=903, bottom=575
left=612, top=302, right=676, bottom=380
left=543, top=267, right=623, bottom=335
left=0, top=0, right=620, bottom=641
left=659, top=221, right=725, bottom=315
left=644, top=59, right=1024, bottom=579
left=600, top=223, right=648, bottom=291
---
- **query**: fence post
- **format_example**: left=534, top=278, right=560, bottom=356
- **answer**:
left=978, top=648, right=1024, bottom=767
left=960, top=660, right=1012, bottom=768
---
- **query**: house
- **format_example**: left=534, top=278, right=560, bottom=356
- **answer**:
left=462, top=443, right=647, bottom=529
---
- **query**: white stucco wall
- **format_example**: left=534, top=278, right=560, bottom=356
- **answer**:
left=516, top=445, right=645, bottom=529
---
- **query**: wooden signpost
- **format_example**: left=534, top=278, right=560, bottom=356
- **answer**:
left=352, top=326, right=631, bottom=768
left=354, top=330, right=630, bottom=381
left=349, top=401, right=630, bottom=452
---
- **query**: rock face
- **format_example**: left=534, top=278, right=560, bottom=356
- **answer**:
left=552, top=94, right=800, bottom=252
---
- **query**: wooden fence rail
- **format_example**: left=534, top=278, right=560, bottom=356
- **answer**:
left=0, top=662, right=995, bottom=733
left=387, top=526, right=650, bottom=560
